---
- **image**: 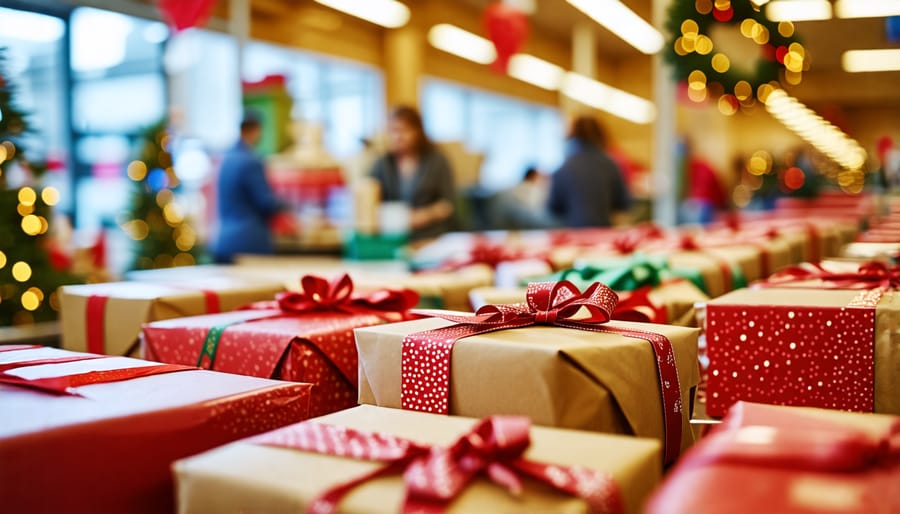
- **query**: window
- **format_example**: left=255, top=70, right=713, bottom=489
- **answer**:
left=421, top=78, right=565, bottom=191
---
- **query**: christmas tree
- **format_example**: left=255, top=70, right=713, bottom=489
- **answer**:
left=0, top=48, right=81, bottom=326
left=120, top=121, right=205, bottom=270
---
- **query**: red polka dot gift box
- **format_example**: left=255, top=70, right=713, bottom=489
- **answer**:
left=142, top=274, right=420, bottom=418
left=645, top=402, right=900, bottom=514
left=59, top=275, right=285, bottom=358
left=356, top=281, right=700, bottom=466
left=0, top=345, right=311, bottom=514
left=174, top=404, right=661, bottom=514
left=704, top=287, right=899, bottom=418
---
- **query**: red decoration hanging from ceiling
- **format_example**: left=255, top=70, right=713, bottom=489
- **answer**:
left=157, top=0, right=217, bottom=32
left=484, top=2, right=529, bottom=73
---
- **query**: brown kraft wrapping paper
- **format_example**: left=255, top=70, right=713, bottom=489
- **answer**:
left=174, top=405, right=661, bottom=514
left=356, top=317, right=700, bottom=453
left=59, top=277, right=284, bottom=357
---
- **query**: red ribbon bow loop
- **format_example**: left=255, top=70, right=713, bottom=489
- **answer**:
left=760, top=261, right=900, bottom=290
left=252, top=416, right=624, bottom=514
left=403, top=280, right=684, bottom=465
left=254, top=274, right=419, bottom=321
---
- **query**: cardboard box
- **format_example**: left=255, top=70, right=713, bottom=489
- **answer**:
left=356, top=316, right=699, bottom=456
left=0, top=346, right=311, bottom=514
left=59, top=276, right=284, bottom=357
left=175, top=405, right=662, bottom=514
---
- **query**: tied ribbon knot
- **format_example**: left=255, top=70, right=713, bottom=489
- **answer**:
left=251, top=415, right=623, bottom=514
left=435, top=241, right=550, bottom=272
left=759, top=261, right=900, bottom=290
left=402, top=280, right=684, bottom=464
left=256, top=274, right=420, bottom=322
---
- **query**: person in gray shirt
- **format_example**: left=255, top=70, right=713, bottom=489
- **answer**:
left=548, top=116, right=631, bottom=227
left=369, top=106, right=456, bottom=240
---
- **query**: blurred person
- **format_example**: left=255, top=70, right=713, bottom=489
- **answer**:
left=548, top=116, right=631, bottom=227
left=369, top=106, right=456, bottom=240
left=492, top=166, right=556, bottom=229
left=680, top=140, right=728, bottom=224
left=212, top=113, right=294, bottom=263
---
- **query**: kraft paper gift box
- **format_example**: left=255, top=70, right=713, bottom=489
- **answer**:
left=0, top=345, right=311, bottom=514
left=704, top=287, right=900, bottom=418
left=842, top=241, right=900, bottom=262
left=59, top=276, right=285, bottom=357
left=174, top=404, right=662, bottom=514
left=356, top=282, right=700, bottom=463
left=645, top=402, right=900, bottom=514
left=143, top=274, right=419, bottom=418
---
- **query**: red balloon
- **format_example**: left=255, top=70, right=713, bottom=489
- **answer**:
left=157, top=0, right=217, bottom=32
left=484, top=2, right=529, bottom=73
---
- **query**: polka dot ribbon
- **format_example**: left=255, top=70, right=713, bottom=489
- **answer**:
left=251, top=415, right=623, bottom=514
left=402, top=280, right=685, bottom=464
left=0, top=354, right=196, bottom=396
left=758, top=261, right=900, bottom=290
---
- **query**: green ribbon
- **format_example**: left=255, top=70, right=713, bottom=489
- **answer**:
left=415, top=295, right=445, bottom=309
left=196, top=319, right=246, bottom=369
left=525, top=254, right=683, bottom=292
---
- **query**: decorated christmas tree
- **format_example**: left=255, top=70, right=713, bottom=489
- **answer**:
left=0, top=48, right=80, bottom=326
left=120, top=121, right=205, bottom=270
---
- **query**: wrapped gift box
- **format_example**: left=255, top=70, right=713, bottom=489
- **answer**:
left=842, top=241, right=900, bottom=262
left=645, top=402, right=900, bottom=514
left=356, top=282, right=700, bottom=462
left=175, top=404, right=662, bottom=514
left=0, top=346, right=311, bottom=514
left=59, top=276, right=284, bottom=357
left=143, top=274, right=419, bottom=418
left=704, top=287, right=900, bottom=417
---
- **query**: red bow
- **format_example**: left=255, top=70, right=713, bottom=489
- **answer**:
left=251, top=415, right=623, bottom=514
left=403, top=280, right=684, bottom=464
left=249, top=274, right=419, bottom=322
left=438, top=242, right=548, bottom=271
left=760, top=261, right=900, bottom=290
left=614, top=286, right=668, bottom=324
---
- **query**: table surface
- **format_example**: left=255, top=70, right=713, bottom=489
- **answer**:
left=0, top=321, right=61, bottom=347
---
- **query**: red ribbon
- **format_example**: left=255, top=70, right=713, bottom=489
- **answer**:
left=251, top=415, right=623, bottom=514
left=86, top=294, right=108, bottom=355
left=614, top=286, right=668, bottom=324
left=0, top=353, right=195, bottom=396
left=436, top=242, right=550, bottom=272
left=759, top=261, right=900, bottom=290
left=401, top=280, right=684, bottom=464
left=0, top=345, right=41, bottom=353
left=247, top=274, right=419, bottom=322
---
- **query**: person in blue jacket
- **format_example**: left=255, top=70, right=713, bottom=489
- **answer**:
left=212, top=113, right=287, bottom=263
left=548, top=116, right=631, bottom=227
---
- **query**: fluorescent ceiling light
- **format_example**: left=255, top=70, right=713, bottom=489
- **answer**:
left=508, top=54, right=565, bottom=90
left=567, top=0, right=664, bottom=54
left=766, top=0, right=832, bottom=21
left=561, top=72, right=656, bottom=124
left=0, top=7, right=64, bottom=43
left=835, top=0, right=900, bottom=18
left=842, top=48, right=900, bottom=72
left=313, top=0, right=410, bottom=28
left=428, top=24, right=496, bottom=65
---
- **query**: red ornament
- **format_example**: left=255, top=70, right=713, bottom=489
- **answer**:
left=157, top=0, right=216, bottom=32
left=712, top=6, right=733, bottom=22
left=484, top=2, right=529, bottom=73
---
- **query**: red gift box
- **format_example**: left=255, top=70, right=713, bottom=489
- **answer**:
left=0, top=345, right=311, bottom=514
left=143, top=274, right=418, bottom=418
left=645, top=402, right=900, bottom=514
left=704, top=286, right=898, bottom=417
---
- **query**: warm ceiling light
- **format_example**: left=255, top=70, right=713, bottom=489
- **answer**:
left=313, top=0, right=410, bottom=28
left=842, top=48, right=900, bottom=72
left=566, top=0, right=664, bottom=54
left=427, top=24, right=496, bottom=65
left=560, top=72, right=656, bottom=124
left=835, top=0, right=900, bottom=18
left=765, top=0, right=832, bottom=21
left=508, top=54, right=565, bottom=90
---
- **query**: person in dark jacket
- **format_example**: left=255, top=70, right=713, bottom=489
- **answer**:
left=369, top=106, right=456, bottom=240
left=547, top=116, right=631, bottom=227
left=212, top=114, right=289, bottom=263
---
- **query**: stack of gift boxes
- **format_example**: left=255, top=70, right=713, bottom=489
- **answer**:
left=2, top=197, right=898, bottom=513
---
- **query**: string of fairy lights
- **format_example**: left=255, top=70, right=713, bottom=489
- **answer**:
left=1, top=139, right=63, bottom=316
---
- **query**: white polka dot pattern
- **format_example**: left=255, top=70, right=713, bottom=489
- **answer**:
left=706, top=293, right=879, bottom=417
